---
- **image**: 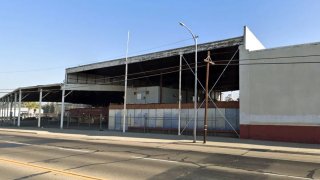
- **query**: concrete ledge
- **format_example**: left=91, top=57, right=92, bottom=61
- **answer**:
left=109, top=101, right=239, bottom=109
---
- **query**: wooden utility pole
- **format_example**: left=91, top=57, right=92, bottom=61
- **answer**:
left=204, top=51, right=214, bottom=143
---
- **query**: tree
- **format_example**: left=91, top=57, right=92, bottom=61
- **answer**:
left=23, top=102, right=40, bottom=113
left=42, top=104, right=50, bottom=113
left=42, top=103, right=55, bottom=113
left=49, top=103, right=55, bottom=113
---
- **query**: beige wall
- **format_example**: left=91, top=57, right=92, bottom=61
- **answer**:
left=240, top=43, right=320, bottom=126
left=127, top=86, right=160, bottom=104
left=127, top=86, right=187, bottom=104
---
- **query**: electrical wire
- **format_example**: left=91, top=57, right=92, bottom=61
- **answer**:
left=2, top=50, right=320, bottom=96
left=65, top=59, right=320, bottom=84
left=2, top=58, right=320, bottom=96
left=65, top=51, right=320, bottom=82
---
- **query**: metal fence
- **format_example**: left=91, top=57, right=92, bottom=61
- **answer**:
left=66, top=114, right=107, bottom=130
left=109, top=108, right=239, bottom=134
left=0, top=116, right=61, bottom=128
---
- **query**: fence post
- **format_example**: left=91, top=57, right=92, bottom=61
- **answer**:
left=99, top=114, right=102, bottom=131
left=67, top=114, right=70, bottom=128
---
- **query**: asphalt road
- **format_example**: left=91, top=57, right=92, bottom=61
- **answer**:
left=0, top=131, right=319, bottom=180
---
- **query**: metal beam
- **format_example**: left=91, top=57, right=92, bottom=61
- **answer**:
left=9, top=95, right=13, bottom=122
left=1, top=100, right=3, bottom=121
left=63, top=84, right=124, bottom=92
left=13, top=93, right=17, bottom=126
left=60, top=88, right=65, bottom=129
left=38, top=89, right=42, bottom=128
left=6, top=96, right=9, bottom=121
left=1, top=100, right=4, bottom=121
left=178, top=53, right=182, bottom=135
left=160, top=74, right=163, bottom=103
left=18, top=89, right=22, bottom=127
left=42, top=92, right=51, bottom=99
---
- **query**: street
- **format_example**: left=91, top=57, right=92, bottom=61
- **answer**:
left=0, top=130, right=319, bottom=180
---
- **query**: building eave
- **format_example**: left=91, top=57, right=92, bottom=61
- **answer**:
left=66, top=36, right=243, bottom=74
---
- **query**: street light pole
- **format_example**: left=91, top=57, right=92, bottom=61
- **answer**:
left=123, top=30, right=130, bottom=133
left=179, top=22, right=198, bottom=143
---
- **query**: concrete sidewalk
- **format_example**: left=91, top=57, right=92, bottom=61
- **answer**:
left=1, top=126, right=320, bottom=156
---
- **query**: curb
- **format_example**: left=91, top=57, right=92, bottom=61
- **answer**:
left=1, top=127, right=320, bottom=157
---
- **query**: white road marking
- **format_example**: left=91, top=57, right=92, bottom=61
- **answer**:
left=260, top=172, right=311, bottom=180
left=132, top=156, right=312, bottom=180
left=1, top=140, right=92, bottom=153
left=0, top=135, right=16, bottom=139
left=2, top=140, right=30, bottom=146
left=132, top=156, right=180, bottom=164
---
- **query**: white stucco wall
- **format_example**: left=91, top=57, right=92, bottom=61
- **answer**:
left=244, top=26, right=265, bottom=51
left=239, top=42, right=320, bottom=126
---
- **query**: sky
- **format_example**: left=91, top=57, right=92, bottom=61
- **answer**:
left=0, top=0, right=320, bottom=96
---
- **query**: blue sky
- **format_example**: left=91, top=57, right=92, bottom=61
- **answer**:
left=0, top=0, right=320, bottom=95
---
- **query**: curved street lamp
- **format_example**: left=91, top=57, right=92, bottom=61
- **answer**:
left=179, top=22, right=198, bottom=143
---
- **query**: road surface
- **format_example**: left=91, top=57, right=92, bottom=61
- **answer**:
left=0, top=130, right=319, bottom=179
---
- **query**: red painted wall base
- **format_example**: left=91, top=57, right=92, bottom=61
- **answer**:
left=240, top=124, right=320, bottom=144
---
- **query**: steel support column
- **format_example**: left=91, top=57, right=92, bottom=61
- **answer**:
left=0, top=100, right=3, bottom=121
left=6, top=96, right=9, bottom=121
left=3, top=98, right=5, bottom=121
left=18, top=89, right=22, bottom=127
left=60, top=88, right=65, bottom=129
left=1, top=100, right=4, bottom=121
left=9, top=95, right=13, bottom=122
left=178, top=53, right=182, bottom=135
left=160, top=73, right=163, bottom=103
left=13, top=92, right=17, bottom=126
left=38, top=89, right=42, bottom=128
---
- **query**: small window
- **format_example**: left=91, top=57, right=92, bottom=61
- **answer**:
left=137, top=93, right=142, bottom=100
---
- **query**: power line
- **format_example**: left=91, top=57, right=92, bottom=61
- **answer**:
left=3, top=58, right=320, bottom=92
left=66, top=51, right=320, bottom=81
left=65, top=50, right=240, bottom=81
left=65, top=57, right=320, bottom=83
left=2, top=51, right=320, bottom=95
left=1, top=57, right=318, bottom=97
left=67, top=60, right=319, bottom=88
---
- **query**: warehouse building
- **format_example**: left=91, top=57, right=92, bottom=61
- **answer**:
left=64, top=30, right=241, bottom=136
left=0, top=26, right=319, bottom=143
